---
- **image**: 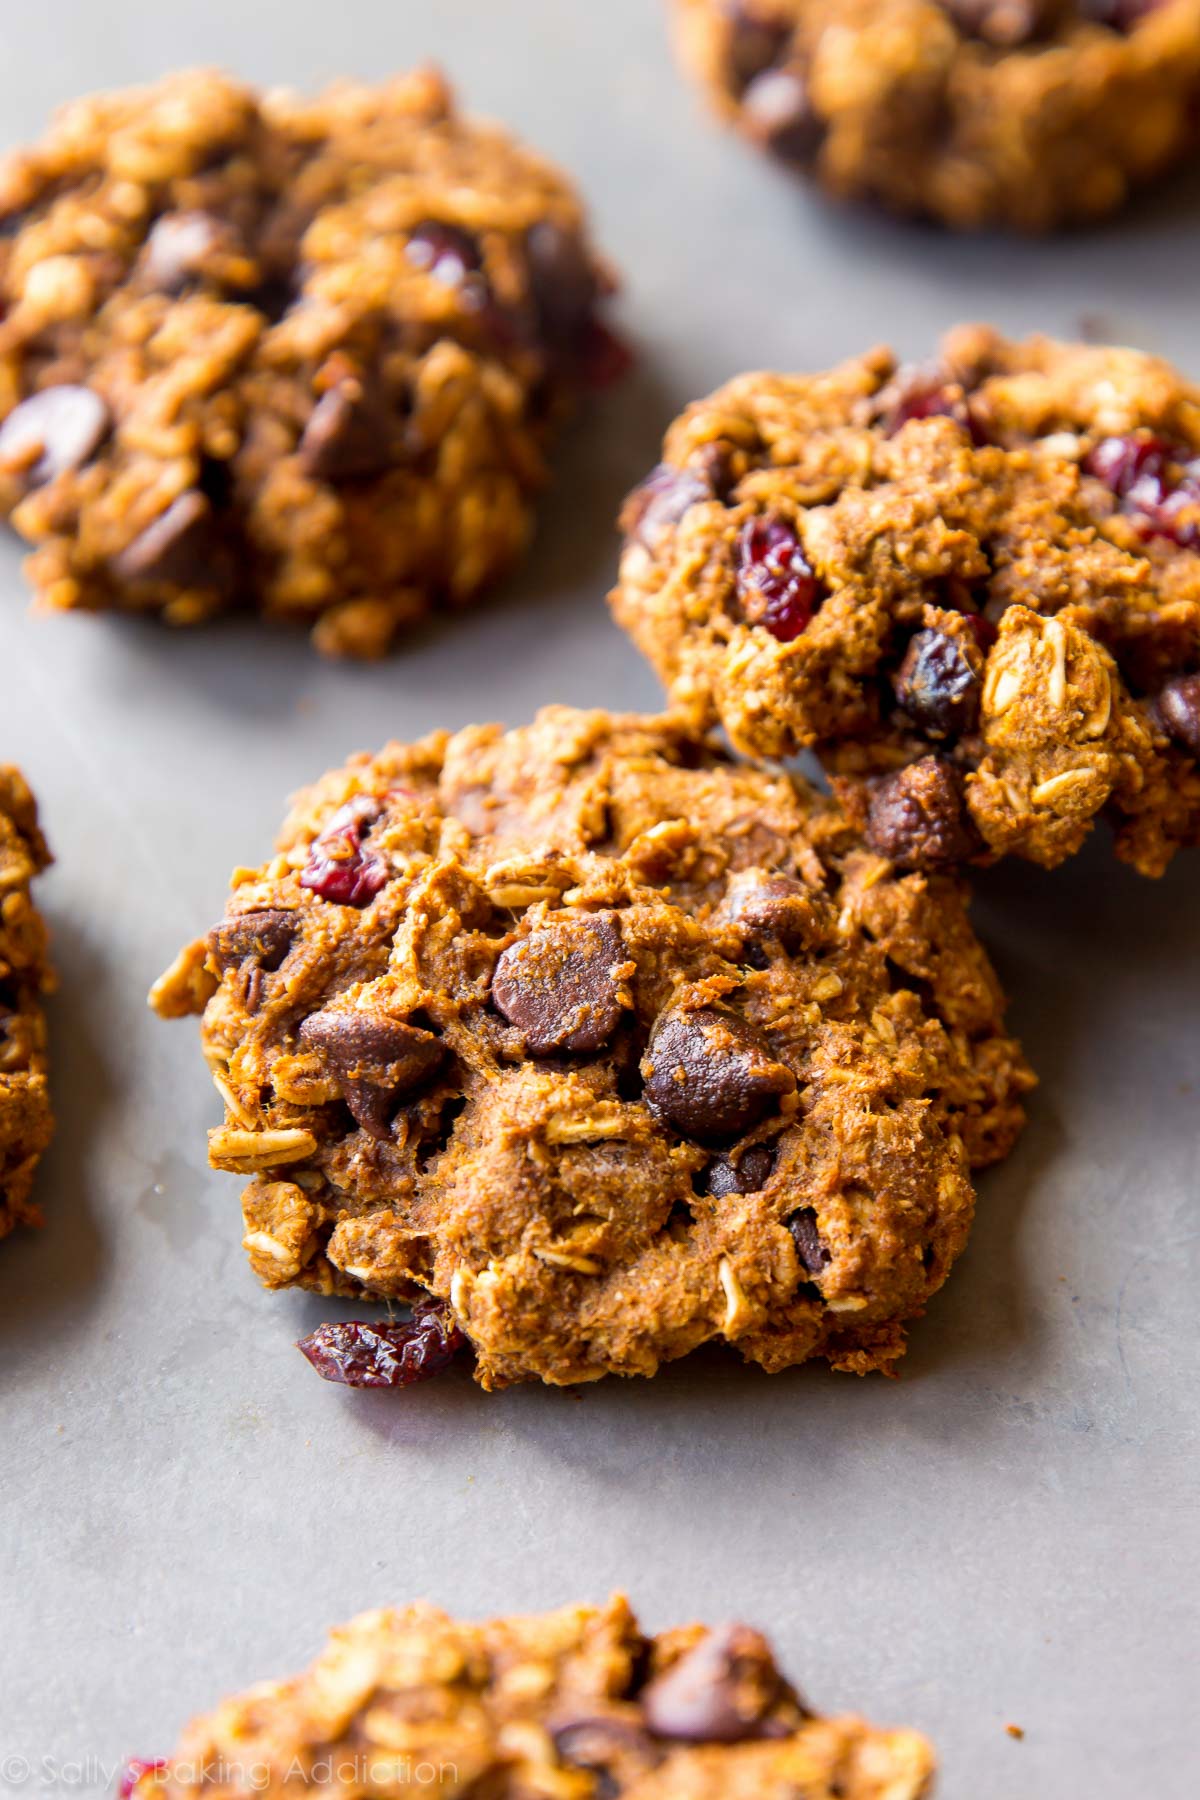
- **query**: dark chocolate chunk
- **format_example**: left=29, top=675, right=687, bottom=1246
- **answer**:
left=300, top=1008, right=445, bottom=1137
left=643, top=1007, right=794, bottom=1143
left=866, top=756, right=979, bottom=870
left=640, top=1625, right=784, bottom=1743
left=0, top=385, right=110, bottom=486
left=207, top=909, right=298, bottom=974
left=1156, top=672, right=1200, bottom=756
left=893, top=628, right=981, bottom=740
left=493, top=913, right=625, bottom=1055
left=112, top=490, right=231, bottom=591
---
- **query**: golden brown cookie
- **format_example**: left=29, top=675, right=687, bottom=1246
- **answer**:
left=121, top=1596, right=936, bottom=1800
left=0, top=767, right=53, bottom=1239
left=0, top=68, right=624, bottom=658
left=672, top=0, right=1200, bottom=231
left=612, top=327, right=1200, bottom=875
left=151, top=706, right=1032, bottom=1391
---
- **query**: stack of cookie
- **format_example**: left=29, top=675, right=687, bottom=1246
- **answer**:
left=1, top=24, right=1198, bottom=1792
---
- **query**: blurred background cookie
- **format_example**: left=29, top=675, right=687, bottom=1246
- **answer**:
left=671, top=0, right=1200, bottom=230
left=0, top=68, right=626, bottom=657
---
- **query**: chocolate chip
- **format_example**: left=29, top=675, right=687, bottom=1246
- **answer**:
left=552, top=1715, right=662, bottom=1795
left=893, top=628, right=981, bottom=740
left=207, top=909, right=298, bottom=974
left=112, top=490, right=232, bottom=591
left=640, top=1626, right=783, bottom=1743
left=865, top=756, right=979, bottom=870
left=706, top=1144, right=776, bottom=1198
left=726, top=7, right=790, bottom=93
left=406, top=220, right=483, bottom=286
left=493, top=913, right=625, bottom=1055
left=1156, top=672, right=1200, bottom=756
left=299, top=1009, right=444, bottom=1137
left=724, top=873, right=818, bottom=956
left=643, top=1007, right=794, bottom=1143
left=786, top=1207, right=830, bottom=1275
left=144, top=210, right=225, bottom=293
left=299, top=380, right=401, bottom=481
left=622, top=461, right=717, bottom=554
left=0, top=385, right=110, bottom=486
left=742, top=68, right=824, bottom=162
left=525, top=219, right=598, bottom=347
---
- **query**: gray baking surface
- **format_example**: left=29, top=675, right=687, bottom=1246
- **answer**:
left=1, top=3, right=1198, bottom=1796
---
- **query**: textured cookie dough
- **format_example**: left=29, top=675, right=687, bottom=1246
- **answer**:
left=0, top=768, right=53, bottom=1239
left=123, top=1596, right=937, bottom=1800
left=151, top=706, right=1032, bottom=1390
left=612, top=327, right=1200, bottom=875
left=0, top=68, right=622, bottom=658
left=672, top=0, right=1200, bottom=231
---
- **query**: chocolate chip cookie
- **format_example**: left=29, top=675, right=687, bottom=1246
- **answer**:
left=0, top=68, right=623, bottom=658
left=612, top=327, right=1200, bottom=875
left=0, top=767, right=53, bottom=1239
left=672, top=0, right=1200, bottom=230
left=151, top=706, right=1032, bottom=1390
left=120, top=1595, right=936, bottom=1800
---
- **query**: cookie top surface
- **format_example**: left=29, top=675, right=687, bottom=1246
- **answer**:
left=126, top=1595, right=936, bottom=1800
left=0, top=766, right=53, bottom=1239
left=612, top=327, right=1200, bottom=876
left=0, top=68, right=618, bottom=656
left=152, top=706, right=1032, bottom=1391
left=673, top=0, right=1200, bottom=230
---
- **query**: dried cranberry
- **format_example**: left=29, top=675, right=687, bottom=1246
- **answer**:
left=880, top=369, right=984, bottom=443
left=116, top=1761, right=167, bottom=1799
left=1084, top=433, right=1200, bottom=547
left=299, top=795, right=388, bottom=907
left=735, top=515, right=823, bottom=642
left=1084, top=433, right=1172, bottom=499
left=297, top=1301, right=465, bottom=1389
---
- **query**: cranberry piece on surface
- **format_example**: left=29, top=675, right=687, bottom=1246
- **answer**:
left=297, top=1301, right=465, bottom=1389
left=299, top=795, right=388, bottom=907
left=735, top=515, right=823, bottom=642
left=893, top=627, right=981, bottom=739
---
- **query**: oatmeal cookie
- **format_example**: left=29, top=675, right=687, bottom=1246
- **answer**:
left=612, top=327, right=1200, bottom=875
left=672, top=0, right=1200, bottom=231
left=151, top=706, right=1032, bottom=1391
left=122, top=1595, right=936, bottom=1800
left=0, top=68, right=623, bottom=658
left=0, top=767, right=53, bottom=1239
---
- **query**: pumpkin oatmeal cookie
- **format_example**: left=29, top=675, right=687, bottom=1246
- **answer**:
left=151, top=706, right=1032, bottom=1392
left=0, top=67, right=623, bottom=658
left=671, top=0, right=1200, bottom=231
left=0, top=767, right=53, bottom=1239
left=612, top=327, right=1200, bottom=875
left=121, top=1595, right=936, bottom=1800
